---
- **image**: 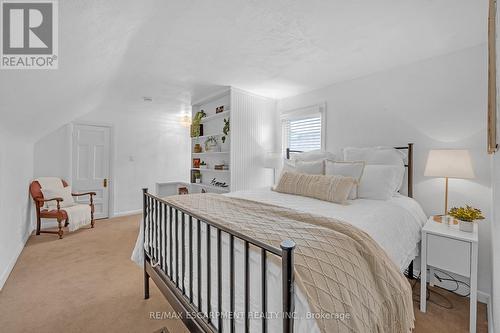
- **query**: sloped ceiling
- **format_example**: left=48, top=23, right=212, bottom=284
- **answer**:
left=0, top=0, right=488, bottom=141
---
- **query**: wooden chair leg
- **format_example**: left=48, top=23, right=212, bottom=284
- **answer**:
left=36, top=217, right=41, bottom=235
left=57, top=219, right=64, bottom=239
left=90, top=204, right=95, bottom=228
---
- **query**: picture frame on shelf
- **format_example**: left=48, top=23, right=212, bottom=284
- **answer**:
left=192, top=158, right=201, bottom=168
left=216, top=105, right=224, bottom=114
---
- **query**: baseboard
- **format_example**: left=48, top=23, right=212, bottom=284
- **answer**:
left=0, top=225, right=34, bottom=290
left=112, top=209, right=141, bottom=218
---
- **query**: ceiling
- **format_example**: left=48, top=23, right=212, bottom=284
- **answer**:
left=0, top=0, right=488, bottom=141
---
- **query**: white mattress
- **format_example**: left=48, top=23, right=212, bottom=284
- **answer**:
left=131, top=188, right=426, bottom=332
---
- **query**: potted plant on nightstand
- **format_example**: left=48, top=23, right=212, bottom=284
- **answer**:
left=448, top=205, right=485, bottom=232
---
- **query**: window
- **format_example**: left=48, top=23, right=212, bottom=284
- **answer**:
left=281, top=104, right=325, bottom=153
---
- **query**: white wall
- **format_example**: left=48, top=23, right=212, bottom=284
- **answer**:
left=278, top=45, right=492, bottom=296
left=34, top=105, right=190, bottom=216
left=34, top=124, right=72, bottom=180
left=0, top=127, right=34, bottom=289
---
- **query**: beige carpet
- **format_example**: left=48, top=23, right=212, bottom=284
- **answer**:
left=0, top=215, right=488, bottom=332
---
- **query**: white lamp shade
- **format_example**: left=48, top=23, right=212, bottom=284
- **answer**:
left=263, top=152, right=282, bottom=169
left=424, top=149, right=475, bottom=179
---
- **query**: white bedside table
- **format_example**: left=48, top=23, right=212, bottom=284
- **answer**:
left=420, top=216, right=478, bottom=333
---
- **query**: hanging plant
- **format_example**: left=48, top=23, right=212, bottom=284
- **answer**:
left=221, top=118, right=230, bottom=143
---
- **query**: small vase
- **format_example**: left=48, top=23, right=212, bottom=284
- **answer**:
left=458, top=220, right=474, bottom=232
left=195, top=178, right=201, bottom=184
left=194, top=144, right=202, bottom=153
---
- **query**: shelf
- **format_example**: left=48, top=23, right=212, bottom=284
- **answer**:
left=191, top=168, right=230, bottom=173
left=200, top=110, right=230, bottom=124
left=192, top=151, right=229, bottom=156
left=191, top=133, right=225, bottom=140
left=190, top=182, right=230, bottom=193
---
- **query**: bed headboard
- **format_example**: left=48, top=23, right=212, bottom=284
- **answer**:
left=285, top=143, right=414, bottom=198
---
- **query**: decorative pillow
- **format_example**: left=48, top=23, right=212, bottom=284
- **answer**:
left=292, top=149, right=337, bottom=162
left=325, top=160, right=365, bottom=199
left=358, top=165, right=405, bottom=200
left=274, top=171, right=355, bottom=204
left=283, top=159, right=324, bottom=175
left=41, top=186, right=75, bottom=209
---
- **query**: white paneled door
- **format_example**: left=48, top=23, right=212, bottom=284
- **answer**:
left=72, top=124, right=111, bottom=219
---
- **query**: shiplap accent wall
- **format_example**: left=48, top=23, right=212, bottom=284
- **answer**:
left=230, top=88, right=277, bottom=191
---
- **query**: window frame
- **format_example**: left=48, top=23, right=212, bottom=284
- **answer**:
left=281, top=103, right=326, bottom=154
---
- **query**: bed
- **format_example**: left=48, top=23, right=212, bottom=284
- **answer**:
left=132, top=143, right=426, bottom=333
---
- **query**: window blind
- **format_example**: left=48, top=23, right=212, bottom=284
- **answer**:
left=285, top=116, right=322, bottom=152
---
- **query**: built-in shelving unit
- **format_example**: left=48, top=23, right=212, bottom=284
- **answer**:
left=187, top=87, right=276, bottom=193
left=191, top=89, right=232, bottom=192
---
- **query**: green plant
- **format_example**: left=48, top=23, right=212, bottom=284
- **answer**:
left=221, top=118, right=230, bottom=143
left=205, top=136, right=218, bottom=151
left=191, top=110, right=206, bottom=137
left=200, top=161, right=206, bottom=166
left=448, top=205, right=485, bottom=222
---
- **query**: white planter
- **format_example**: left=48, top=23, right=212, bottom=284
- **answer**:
left=458, top=220, right=474, bottom=233
left=195, top=179, right=201, bottom=184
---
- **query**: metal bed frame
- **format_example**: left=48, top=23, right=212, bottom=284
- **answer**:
left=142, top=191, right=295, bottom=333
left=143, top=143, right=414, bottom=333
left=286, top=143, right=415, bottom=278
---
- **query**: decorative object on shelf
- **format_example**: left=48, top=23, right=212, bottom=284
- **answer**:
left=216, top=105, right=224, bottom=114
left=193, top=143, right=203, bottom=153
left=178, top=187, right=189, bottom=195
left=192, top=158, right=201, bottom=168
left=200, top=161, right=207, bottom=169
left=191, top=170, right=201, bottom=183
left=448, top=205, right=485, bottom=232
left=424, top=149, right=475, bottom=215
left=205, top=136, right=220, bottom=152
left=210, top=178, right=229, bottom=188
left=195, top=173, right=202, bottom=184
left=191, top=110, right=206, bottom=137
left=221, top=117, right=230, bottom=151
left=214, top=161, right=228, bottom=170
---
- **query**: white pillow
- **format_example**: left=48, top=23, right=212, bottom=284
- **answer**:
left=325, top=160, right=365, bottom=199
left=283, top=159, right=324, bottom=175
left=41, top=186, right=75, bottom=209
left=343, top=147, right=405, bottom=190
left=343, top=147, right=405, bottom=167
left=358, top=165, right=405, bottom=200
left=292, top=149, right=336, bottom=162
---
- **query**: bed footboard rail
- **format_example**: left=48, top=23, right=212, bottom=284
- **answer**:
left=142, top=188, right=296, bottom=333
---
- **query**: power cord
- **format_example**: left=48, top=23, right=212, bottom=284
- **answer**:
left=405, top=268, right=470, bottom=310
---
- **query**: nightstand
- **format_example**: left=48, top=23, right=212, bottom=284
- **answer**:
left=420, top=216, right=478, bottom=333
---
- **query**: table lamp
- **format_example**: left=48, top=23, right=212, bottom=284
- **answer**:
left=263, top=152, right=282, bottom=184
left=424, top=149, right=475, bottom=215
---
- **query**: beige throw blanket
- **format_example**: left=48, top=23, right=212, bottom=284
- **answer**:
left=166, top=193, right=414, bottom=333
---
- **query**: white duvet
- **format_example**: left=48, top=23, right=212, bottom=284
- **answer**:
left=131, top=187, right=426, bottom=332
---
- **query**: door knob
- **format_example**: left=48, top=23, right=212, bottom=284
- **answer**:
left=103, top=178, right=108, bottom=188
